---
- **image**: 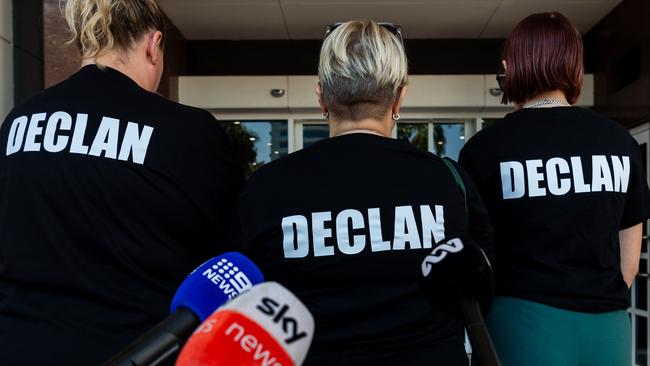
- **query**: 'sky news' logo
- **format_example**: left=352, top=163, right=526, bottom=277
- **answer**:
left=257, top=297, right=308, bottom=345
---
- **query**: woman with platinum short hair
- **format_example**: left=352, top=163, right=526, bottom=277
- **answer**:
left=236, top=19, right=493, bottom=365
left=317, top=20, right=408, bottom=129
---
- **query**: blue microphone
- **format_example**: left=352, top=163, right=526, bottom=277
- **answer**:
left=103, top=252, right=264, bottom=366
left=170, top=252, right=264, bottom=321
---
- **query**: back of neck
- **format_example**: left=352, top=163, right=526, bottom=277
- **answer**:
left=519, top=90, right=570, bottom=109
left=329, top=118, right=394, bottom=138
left=81, top=55, right=147, bottom=91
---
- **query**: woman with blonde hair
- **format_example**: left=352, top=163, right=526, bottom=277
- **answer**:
left=236, top=19, right=493, bottom=365
left=0, top=1, right=242, bottom=364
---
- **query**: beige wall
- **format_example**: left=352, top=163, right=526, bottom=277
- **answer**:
left=0, top=0, right=13, bottom=122
left=43, top=0, right=78, bottom=89
left=43, top=0, right=187, bottom=101
left=178, top=74, right=595, bottom=112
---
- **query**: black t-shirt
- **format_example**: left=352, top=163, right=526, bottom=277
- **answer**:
left=236, top=133, right=493, bottom=366
left=459, top=106, right=650, bottom=312
left=0, top=65, right=244, bottom=365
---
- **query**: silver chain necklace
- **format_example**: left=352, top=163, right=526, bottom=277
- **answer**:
left=524, top=97, right=570, bottom=108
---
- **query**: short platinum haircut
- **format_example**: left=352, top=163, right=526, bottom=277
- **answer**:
left=318, top=19, right=408, bottom=121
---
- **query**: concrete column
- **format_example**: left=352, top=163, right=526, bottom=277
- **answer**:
left=0, top=0, right=13, bottom=123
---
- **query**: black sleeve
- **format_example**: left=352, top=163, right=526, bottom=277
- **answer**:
left=225, top=144, right=278, bottom=254
left=458, top=163, right=495, bottom=265
left=203, top=112, right=246, bottom=250
left=231, top=174, right=276, bottom=267
left=620, top=141, right=650, bottom=229
left=447, top=155, right=494, bottom=264
left=458, top=145, right=479, bottom=189
left=224, top=206, right=244, bottom=252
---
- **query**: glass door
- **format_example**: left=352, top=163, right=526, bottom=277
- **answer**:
left=294, top=119, right=468, bottom=160
left=631, top=123, right=650, bottom=366
left=294, top=121, right=329, bottom=150
left=220, top=120, right=289, bottom=178
left=397, top=120, right=466, bottom=160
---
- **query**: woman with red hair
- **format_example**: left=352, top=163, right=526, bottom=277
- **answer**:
left=460, top=12, right=650, bottom=366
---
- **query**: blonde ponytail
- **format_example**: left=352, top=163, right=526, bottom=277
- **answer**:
left=64, top=0, right=165, bottom=60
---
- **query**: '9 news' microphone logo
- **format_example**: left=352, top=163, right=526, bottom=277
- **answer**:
left=421, top=238, right=464, bottom=277
left=202, top=259, right=253, bottom=299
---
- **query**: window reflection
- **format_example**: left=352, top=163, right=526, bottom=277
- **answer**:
left=398, top=124, right=428, bottom=151
left=637, top=261, right=647, bottom=310
left=481, top=118, right=502, bottom=129
left=637, top=315, right=647, bottom=365
left=220, top=120, right=288, bottom=178
left=303, top=124, right=329, bottom=148
left=435, top=124, right=464, bottom=160
left=397, top=122, right=465, bottom=161
left=641, top=143, right=648, bottom=254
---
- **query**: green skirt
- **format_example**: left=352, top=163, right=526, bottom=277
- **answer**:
left=486, top=296, right=631, bottom=366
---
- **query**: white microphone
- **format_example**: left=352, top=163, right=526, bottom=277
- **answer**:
left=175, top=282, right=315, bottom=366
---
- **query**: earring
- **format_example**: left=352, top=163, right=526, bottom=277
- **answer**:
left=392, top=113, right=400, bottom=121
left=322, top=112, right=329, bottom=118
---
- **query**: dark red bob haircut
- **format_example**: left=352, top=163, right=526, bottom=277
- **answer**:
left=501, top=12, right=584, bottom=105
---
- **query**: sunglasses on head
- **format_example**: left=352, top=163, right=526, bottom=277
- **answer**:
left=324, top=21, right=404, bottom=46
left=496, top=63, right=506, bottom=91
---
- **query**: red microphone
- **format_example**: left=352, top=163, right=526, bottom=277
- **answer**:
left=175, top=282, right=314, bottom=366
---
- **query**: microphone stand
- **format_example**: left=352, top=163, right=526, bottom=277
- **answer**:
left=460, top=299, right=501, bottom=366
